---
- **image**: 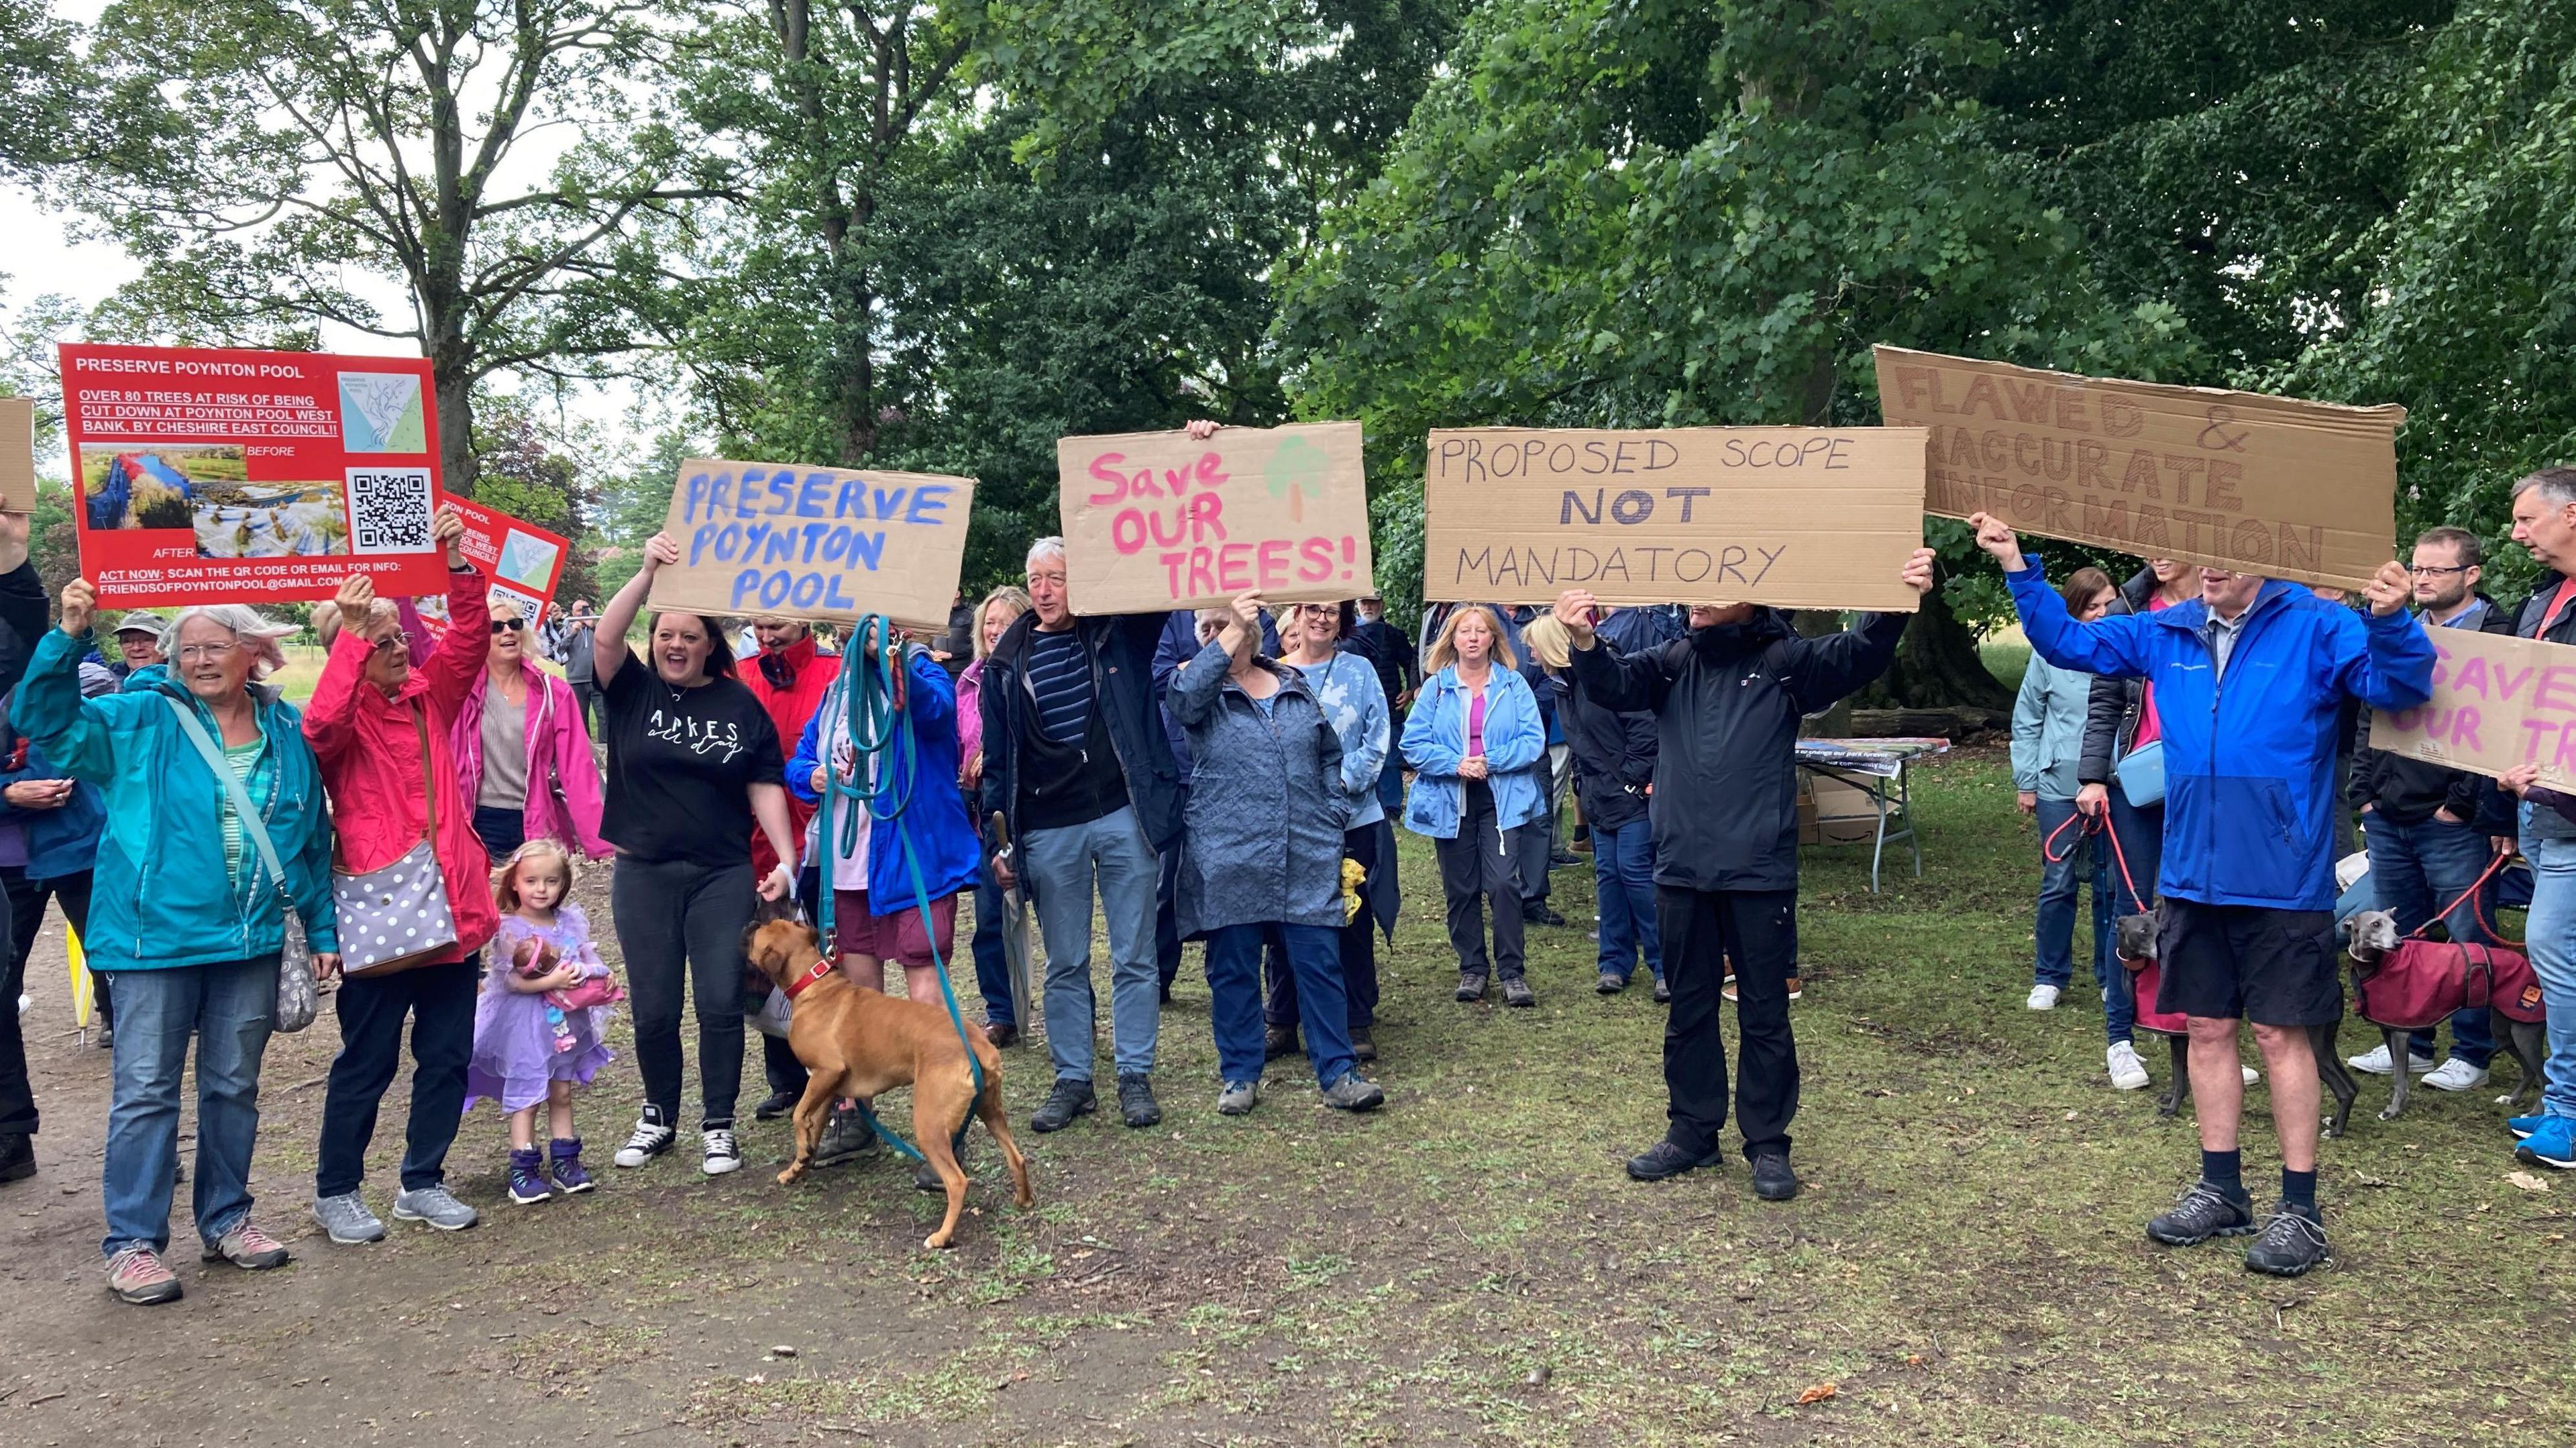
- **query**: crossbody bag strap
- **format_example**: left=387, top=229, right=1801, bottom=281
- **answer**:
left=161, top=694, right=291, bottom=905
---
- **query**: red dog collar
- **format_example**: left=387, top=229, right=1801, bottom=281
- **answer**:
left=782, top=956, right=835, bottom=1000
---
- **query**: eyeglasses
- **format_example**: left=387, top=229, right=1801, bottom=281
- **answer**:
left=490, top=617, right=526, bottom=634
left=2408, top=564, right=2471, bottom=576
left=368, top=631, right=411, bottom=655
left=176, top=641, right=239, bottom=664
left=1291, top=604, right=1340, bottom=617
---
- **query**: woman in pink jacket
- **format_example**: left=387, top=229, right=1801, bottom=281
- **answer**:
left=959, top=585, right=1030, bottom=1044
left=449, top=586, right=610, bottom=862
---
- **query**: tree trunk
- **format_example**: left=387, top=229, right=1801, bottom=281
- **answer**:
left=434, top=364, right=477, bottom=498
left=1876, top=586, right=2013, bottom=711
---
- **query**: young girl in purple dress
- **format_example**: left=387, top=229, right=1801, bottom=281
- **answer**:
left=468, top=840, right=617, bottom=1204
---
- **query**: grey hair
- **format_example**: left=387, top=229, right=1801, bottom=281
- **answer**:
left=161, top=604, right=299, bottom=680
left=1026, top=536, right=1067, bottom=576
left=2512, top=468, right=2576, bottom=509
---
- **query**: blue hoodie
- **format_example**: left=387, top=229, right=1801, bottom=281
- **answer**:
left=2007, top=563, right=2434, bottom=911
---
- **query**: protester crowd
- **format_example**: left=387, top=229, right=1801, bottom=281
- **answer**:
left=7, top=462, right=2576, bottom=1306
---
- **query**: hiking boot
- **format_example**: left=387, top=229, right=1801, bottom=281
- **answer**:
left=1454, top=972, right=1489, bottom=1002
left=753, top=1089, right=800, bottom=1122
left=1218, top=1080, right=1260, bottom=1116
left=983, top=1022, right=1020, bottom=1048
left=700, top=1127, right=741, bottom=1177
left=1625, top=1139, right=1720, bottom=1183
left=1501, top=976, right=1536, bottom=1009
left=2243, top=1203, right=2330, bottom=1277
left=105, top=1244, right=182, bottom=1306
left=0, top=1131, right=33, bottom=1185
left=1321, top=1073, right=1385, bottom=1113
left=1524, top=900, right=1568, bottom=927
left=549, top=1137, right=595, bottom=1194
left=393, top=1184, right=480, bottom=1231
left=1350, top=1027, right=1377, bottom=1064
left=1652, top=976, right=1670, bottom=1004
left=2146, top=1179, right=2256, bottom=1246
left=1030, top=1077, right=1096, bottom=1133
left=614, top=1113, right=676, bottom=1168
left=1750, top=1153, right=1801, bottom=1202
left=1118, top=1073, right=1162, bottom=1129
left=203, top=1219, right=292, bottom=1269
left=1597, top=972, right=1627, bottom=995
left=311, top=1191, right=386, bottom=1245
left=508, top=1148, right=553, bottom=1204
left=812, top=1104, right=879, bottom=1168
left=1263, top=1025, right=1302, bottom=1060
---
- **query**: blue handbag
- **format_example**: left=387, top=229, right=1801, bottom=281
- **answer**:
left=2114, top=740, right=2165, bottom=809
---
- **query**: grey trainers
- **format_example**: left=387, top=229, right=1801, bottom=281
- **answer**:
left=1320, top=1073, right=1385, bottom=1113
left=811, top=1106, right=879, bottom=1168
left=392, top=1184, right=480, bottom=1232
left=312, top=1191, right=386, bottom=1245
left=1217, top=1080, right=1260, bottom=1116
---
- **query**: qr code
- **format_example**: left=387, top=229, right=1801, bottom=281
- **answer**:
left=345, top=466, right=433, bottom=554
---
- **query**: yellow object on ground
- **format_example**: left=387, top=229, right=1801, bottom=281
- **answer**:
left=68, top=925, right=91, bottom=1028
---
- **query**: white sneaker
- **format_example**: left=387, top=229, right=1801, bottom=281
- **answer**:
left=2346, top=1043, right=2434, bottom=1076
left=2421, top=1058, right=2491, bottom=1092
left=2241, top=1065, right=2261, bottom=1087
left=701, top=1127, right=741, bottom=1177
left=2027, top=984, right=2061, bottom=1011
left=613, top=1117, right=676, bottom=1168
left=2107, top=1041, right=2150, bottom=1091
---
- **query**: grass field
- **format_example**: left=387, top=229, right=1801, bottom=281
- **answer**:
left=3, top=746, right=2569, bottom=1445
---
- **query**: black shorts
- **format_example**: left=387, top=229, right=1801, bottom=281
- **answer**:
left=2154, top=897, right=2342, bottom=1027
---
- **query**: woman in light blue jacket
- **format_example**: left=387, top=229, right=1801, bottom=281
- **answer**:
left=2010, top=567, right=2145, bottom=1088
left=1402, top=605, right=1546, bottom=1006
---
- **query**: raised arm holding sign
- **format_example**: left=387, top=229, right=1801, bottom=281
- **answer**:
left=649, top=457, right=975, bottom=631
left=1057, top=421, right=1373, bottom=614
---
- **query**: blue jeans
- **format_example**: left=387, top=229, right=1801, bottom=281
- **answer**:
left=1591, top=816, right=1661, bottom=982
left=2365, top=813, right=2499, bottom=1067
left=1026, top=806, right=1162, bottom=1083
left=2032, top=796, right=2091, bottom=990
left=2516, top=820, right=2576, bottom=1119
left=1207, top=922, right=1356, bottom=1088
left=100, top=956, right=278, bottom=1257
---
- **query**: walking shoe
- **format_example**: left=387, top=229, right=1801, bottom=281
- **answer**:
left=1217, top=1080, right=1260, bottom=1116
left=1652, top=976, right=1670, bottom=1004
left=700, top=1127, right=741, bottom=1176
left=1550, top=850, right=1582, bottom=868
left=0, top=1130, right=33, bottom=1184
left=1523, top=900, right=1568, bottom=927
left=2243, top=1202, right=2330, bottom=1277
left=2146, top=1179, right=2256, bottom=1246
left=1750, top=1153, right=1801, bottom=1202
left=753, top=1089, right=800, bottom=1122
left=1030, top=1077, right=1096, bottom=1133
left=1625, top=1139, right=1720, bottom=1182
left=1118, top=1073, right=1162, bottom=1129
left=1454, top=972, right=1489, bottom=1002
left=311, top=1191, right=386, bottom=1245
left=2508, top=1113, right=2547, bottom=1141
left=2107, top=1041, right=2151, bottom=1092
left=983, top=1021, right=1020, bottom=1048
left=105, top=1244, right=182, bottom=1306
left=2027, top=983, right=2061, bottom=1011
left=2514, top=1116, right=2576, bottom=1170
left=393, top=1185, right=480, bottom=1231
left=508, top=1148, right=553, bottom=1204
left=1321, top=1073, right=1385, bottom=1112
left=1597, top=972, right=1627, bottom=995
left=96, top=1025, right=113, bottom=1049
left=203, top=1220, right=292, bottom=1269
left=1264, top=1025, right=1302, bottom=1059
left=2242, top=1065, right=2261, bottom=1087
left=1502, top=976, right=1536, bottom=1009
left=2347, top=1043, right=2434, bottom=1076
left=614, top=1115, right=676, bottom=1168
left=812, top=1105, right=879, bottom=1168
left=2421, top=1058, right=2489, bottom=1092
left=1350, top=1027, right=1377, bottom=1064
left=549, top=1137, right=595, bottom=1194
left=912, top=1156, right=956, bottom=1194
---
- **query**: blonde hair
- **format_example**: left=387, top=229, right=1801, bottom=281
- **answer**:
left=974, top=586, right=1032, bottom=660
left=1520, top=614, right=1571, bottom=671
left=492, top=838, right=578, bottom=915
left=1426, top=605, right=1517, bottom=674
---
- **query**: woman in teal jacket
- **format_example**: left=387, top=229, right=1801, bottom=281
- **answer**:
left=1402, top=605, right=1546, bottom=1006
left=17, top=582, right=341, bottom=1307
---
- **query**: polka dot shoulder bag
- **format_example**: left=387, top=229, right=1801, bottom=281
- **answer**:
left=329, top=703, right=460, bottom=978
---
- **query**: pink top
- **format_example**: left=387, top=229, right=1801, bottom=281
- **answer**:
left=1466, top=688, right=1488, bottom=757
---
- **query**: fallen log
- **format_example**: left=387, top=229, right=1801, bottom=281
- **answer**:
left=1843, top=706, right=2006, bottom=742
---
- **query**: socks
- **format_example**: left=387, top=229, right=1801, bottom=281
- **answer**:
left=2282, top=1167, right=2318, bottom=1216
left=2202, top=1148, right=2244, bottom=1196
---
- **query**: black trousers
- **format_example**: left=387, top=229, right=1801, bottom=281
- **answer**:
left=1659, top=885, right=1799, bottom=1161
left=7, top=866, right=97, bottom=1023
left=763, top=865, right=822, bottom=1098
left=1264, top=822, right=1382, bottom=1031
left=613, top=856, right=753, bottom=1128
left=1433, top=780, right=1523, bottom=980
left=315, top=955, right=480, bottom=1195
left=0, top=870, right=21, bottom=1138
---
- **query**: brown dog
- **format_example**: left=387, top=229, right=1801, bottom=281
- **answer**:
left=742, top=916, right=1033, bottom=1249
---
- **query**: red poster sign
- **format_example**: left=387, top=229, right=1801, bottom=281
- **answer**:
left=56, top=344, right=450, bottom=607
left=447, top=497, right=569, bottom=619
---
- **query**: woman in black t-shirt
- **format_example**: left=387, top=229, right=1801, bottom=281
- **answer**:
left=592, top=532, right=798, bottom=1180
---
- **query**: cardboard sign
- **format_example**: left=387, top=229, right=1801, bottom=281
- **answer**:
left=2369, top=626, right=2576, bottom=788
left=0, top=397, right=33, bottom=512
left=1874, top=346, right=2403, bottom=590
left=1421, top=427, right=1927, bottom=612
left=448, top=497, right=568, bottom=618
left=651, top=458, right=974, bottom=631
left=56, top=344, right=451, bottom=607
left=1057, top=422, right=1373, bottom=614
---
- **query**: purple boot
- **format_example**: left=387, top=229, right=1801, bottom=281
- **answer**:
left=549, top=1137, right=595, bottom=1195
left=508, top=1147, right=552, bottom=1204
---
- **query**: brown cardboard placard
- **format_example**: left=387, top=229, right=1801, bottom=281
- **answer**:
left=2369, top=626, right=2576, bottom=788
left=0, top=397, right=34, bottom=511
left=1874, top=345, right=2402, bottom=590
left=1057, top=422, right=1373, bottom=615
left=1421, top=426, right=1927, bottom=612
left=651, top=458, right=975, bottom=631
